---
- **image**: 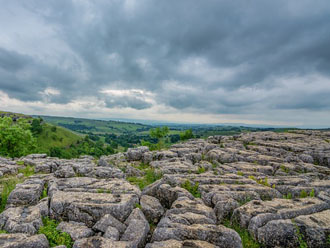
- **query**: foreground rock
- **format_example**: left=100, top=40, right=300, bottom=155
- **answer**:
left=1, top=130, right=330, bottom=247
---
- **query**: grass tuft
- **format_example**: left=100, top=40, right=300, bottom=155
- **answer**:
left=0, top=178, right=20, bottom=212
left=38, top=217, right=73, bottom=248
left=18, top=165, right=35, bottom=177
left=223, top=219, right=261, bottom=248
left=196, top=167, right=206, bottom=174
left=181, top=180, right=201, bottom=198
left=16, top=161, right=24, bottom=165
left=127, top=168, right=162, bottom=190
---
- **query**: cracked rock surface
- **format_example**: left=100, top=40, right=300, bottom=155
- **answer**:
left=0, top=130, right=329, bottom=247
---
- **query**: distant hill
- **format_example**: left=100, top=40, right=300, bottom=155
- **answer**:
left=34, top=123, right=82, bottom=154
left=38, top=115, right=151, bottom=135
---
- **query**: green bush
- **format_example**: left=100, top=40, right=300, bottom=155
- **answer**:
left=31, top=118, right=43, bottom=135
left=181, top=180, right=201, bottom=198
left=0, top=117, right=36, bottom=158
left=180, top=129, right=194, bottom=141
left=38, top=217, right=73, bottom=248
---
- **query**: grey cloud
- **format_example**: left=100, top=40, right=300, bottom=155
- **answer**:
left=0, top=0, right=330, bottom=126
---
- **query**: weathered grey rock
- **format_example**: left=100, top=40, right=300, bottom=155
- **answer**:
left=155, top=184, right=195, bottom=208
left=54, top=165, right=75, bottom=178
left=125, top=165, right=144, bottom=177
left=257, top=209, right=330, bottom=248
left=103, top=226, right=120, bottom=240
left=98, top=158, right=110, bottom=167
left=50, top=191, right=139, bottom=226
left=126, top=146, right=149, bottom=161
left=0, top=206, right=42, bottom=235
left=35, top=163, right=51, bottom=174
left=57, top=221, right=94, bottom=241
left=150, top=159, right=197, bottom=174
left=152, top=223, right=242, bottom=248
left=0, top=233, right=49, bottom=248
left=73, top=236, right=133, bottom=248
left=231, top=197, right=329, bottom=237
left=7, top=178, right=45, bottom=207
left=146, top=239, right=219, bottom=248
left=25, top=154, right=48, bottom=159
left=48, top=177, right=140, bottom=196
left=36, top=198, right=49, bottom=217
left=92, top=166, right=124, bottom=179
left=93, top=214, right=126, bottom=234
left=121, top=209, right=150, bottom=248
left=140, top=195, right=164, bottom=223
left=17, top=173, right=24, bottom=179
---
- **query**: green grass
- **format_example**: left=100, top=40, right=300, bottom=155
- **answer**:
left=223, top=219, right=261, bottom=248
left=40, top=183, right=48, bottom=199
left=237, top=171, right=244, bottom=176
left=134, top=162, right=150, bottom=170
left=35, top=123, right=82, bottom=153
left=300, top=190, right=308, bottom=198
left=0, top=177, right=21, bottom=212
left=280, top=165, right=290, bottom=173
left=181, top=180, right=201, bottom=198
left=135, top=203, right=142, bottom=209
left=127, top=168, right=163, bottom=190
left=283, top=193, right=293, bottom=199
left=40, top=115, right=149, bottom=135
left=292, top=220, right=307, bottom=248
left=309, top=189, right=315, bottom=197
left=16, top=161, right=24, bottom=165
left=0, top=230, right=8, bottom=234
left=38, top=217, right=73, bottom=248
left=18, top=165, right=35, bottom=177
left=196, top=167, right=206, bottom=174
left=96, top=189, right=111, bottom=193
left=238, top=196, right=252, bottom=206
left=248, top=176, right=270, bottom=187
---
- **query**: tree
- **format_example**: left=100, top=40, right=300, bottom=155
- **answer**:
left=149, top=126, right=170, bottom=150
left=30, top=118, right=43, bottom=135
left=150, top=126, right=169, bottom=139
left=180, top=129, right=194, bottom=141
left=0, top=117, right=36, bottom=158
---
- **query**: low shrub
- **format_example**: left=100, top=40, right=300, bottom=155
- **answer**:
left=38, top=217, right=73, bottom=248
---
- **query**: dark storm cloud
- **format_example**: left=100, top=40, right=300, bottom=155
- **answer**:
left=0, top=0, right=330, bottom=122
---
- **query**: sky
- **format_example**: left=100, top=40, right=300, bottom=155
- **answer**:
left=0, top=0, right=330, bottom=128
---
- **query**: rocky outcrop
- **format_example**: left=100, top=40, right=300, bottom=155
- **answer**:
left=0, top=130, right=330, bottom=247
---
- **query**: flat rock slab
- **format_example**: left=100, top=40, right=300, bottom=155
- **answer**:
left=232, top=197, right=329, bottom=237
left=6, top=178, right=45, bottom=207
left=0, top=205, right=42, bottom=235
left=152, top=223, right=242, bottom=248
left=50, top=191, right=139, bottom=226
left=146, top=239, right=219, bottom=248
left=73, top=236, right=133, bottom=248
left=57, top=221, right=94, bottom=241
left=152, top=197, right=242, bottom=248
left=257, top=209, right=330, bottom=247
left=0, top=233, right=49, bottom=248
left=49, top=177, right=140, bottom=196
left=150, top=159, right=198, bottom=174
